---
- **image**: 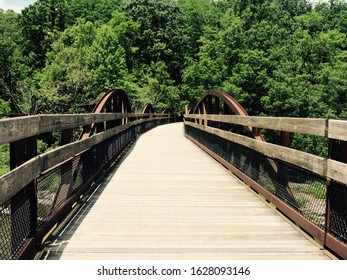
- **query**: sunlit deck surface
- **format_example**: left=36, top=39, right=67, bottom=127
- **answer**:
left=40, top=123, right=332, bottom=260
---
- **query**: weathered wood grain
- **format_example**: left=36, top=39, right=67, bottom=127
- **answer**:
left=328, top=119, right=347, bottom=141
left=0, top=113, right=169, bottom=145
left=0, top=118, right=168, bottom=205
left=185, top=121, right=327, bottom=177
left=0, top=157, right=41, bottom=206
left=184, top=114, right=327, bottom=136
left=0, top=116, right=40, bottom=145
left=39, top=113, right=125, bottom=133
left=327, top=159, right=347, bottom=186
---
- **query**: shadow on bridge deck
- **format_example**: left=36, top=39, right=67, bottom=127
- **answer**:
left=38, top=123, right=333, bottom=260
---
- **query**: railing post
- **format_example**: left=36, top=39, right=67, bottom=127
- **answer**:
left=106, top=101, right=114, bottom=130
left=61, top=126, right=73, bottom=145
left=184, top=105, right=189, bottom=116
left=9, top=114, right=37, bottom=258
left=96, top=121, right=105, bottom=133
left=51, top=126, right=74, bottom=212
left=222, top=102, right=229, bottom=131
left=278, top=131, right=297, bottom=207
left=326, top=138, right=347, bottom=251
left=214, top=97, right=220, bottom=114
left=113, top=96, right=122, bottom=126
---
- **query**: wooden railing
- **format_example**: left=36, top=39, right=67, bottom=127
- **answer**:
left=0, top=111, right=176, bottom=259
left=184, top=113, right=347, bottom=259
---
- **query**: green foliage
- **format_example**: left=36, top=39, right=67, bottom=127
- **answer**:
left=295, top=183, right=326, bottom=199
left=69, top=0, right=124, bottom=24
left=178, top=0, right=222, bottom=58
left=0, top=0, right=346, bottom=159
left=0, top=144, right=9, bottom=176
left=37, top=139, right=49, bottom=155
left=20, top=0, right=72, bottom=70
left=183, top=0, right=347, bottom=120
left=0, top=10, right=26, bottom=98
left=39, top=19, right=130, bottom=112
left=0, top=99, right=10, bottom=118
left=134, top=62, right=180, bottom=112
left=291, top=133, right=328, bottom=157
left=124, top=0, right=188, bottom=83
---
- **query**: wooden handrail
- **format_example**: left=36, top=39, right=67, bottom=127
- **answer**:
left=184, top=114, right=347, bottom=141
left=184, top=121, right=347, bottom=186
left=0, top=116, right=171, bottom=206
left=0, top=113, right=171, bottom=145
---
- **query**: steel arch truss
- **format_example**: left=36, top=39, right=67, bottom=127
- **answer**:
left=192, top=90, right=265, bottom=141
left=81, top=89, right=132, bottom=139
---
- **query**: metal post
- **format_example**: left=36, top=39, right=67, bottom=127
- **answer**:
left=278, top=131, right=297, bottom=207
left=10, top=115, right=37, bottom=258
left=326, top=139, right=347, bottom=247
left=106, top=101, right=113, bottom=130
left=52, top=127, right=74, bottom=212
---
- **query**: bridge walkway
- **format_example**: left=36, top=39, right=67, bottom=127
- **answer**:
left=39, top=123, right=332, bottom=260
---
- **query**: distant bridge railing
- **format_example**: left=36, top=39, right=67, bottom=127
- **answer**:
left=184, top=90, right=347, bottom=259
left=0, top=89, right=178, bottom=260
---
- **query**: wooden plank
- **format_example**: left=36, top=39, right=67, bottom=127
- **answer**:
left=184, top=121, right=327, bottom=177
left=41, top=123, right=331, bottom=260
left=327, top=159, right=347, bottom=186
left=184, top=114, right=327, bottom=136
left=328, top=119, right=347, bottom=141
left=0, top=117, right=168, bottom=205
left=39, top=113, right=124, bottom=133
left=39, top=118, right=144, bottom=171
left=39, top=113, right=167, bottom=133
left=0, top=116, right=40, bottom=145
left=0, top=113, right=171, bottom=145
left=0, top=157, right=41, bottom=205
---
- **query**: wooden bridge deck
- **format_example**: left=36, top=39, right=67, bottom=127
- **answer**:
left=40, top=123, right=332, bottom=260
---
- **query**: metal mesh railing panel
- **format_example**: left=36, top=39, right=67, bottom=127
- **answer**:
left=330, top=184, right=347, bottom=243
left=0, top=200, right=12, bottom=259
left=36, top=119, right=168, bottom=229
left=185, top=125, right=327, bottom=230
left=36, top=126, right=136, bottom=227
left=1, top=118, right=174, bottom=259
left=0, top=186, right=34, bottom=260
left=36, top=167, right=62, bottom=226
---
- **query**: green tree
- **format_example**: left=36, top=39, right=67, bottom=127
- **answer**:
left=0, top=99, right=10, bottom=118
left=178, top=0, right=222, bottom=59
left=20, top=0, right=72, bottom=70
left=0, top=10, right=20, bottom=97
left=123, top=0, right=188, bottom=83
left=69, top=0, right=124, bottom=23
left=39, top=19, right=131, bottom=112
left=0, top=10, right=34, bottom=113
left=134, top=61, right=180, bottom=112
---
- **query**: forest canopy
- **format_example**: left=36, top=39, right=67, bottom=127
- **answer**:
left=0, top=0, right=346, bottom=118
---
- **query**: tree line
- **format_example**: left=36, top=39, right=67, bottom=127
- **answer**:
left=1, top=0, right=345, bottom=116
left=0, top=0, right=346, bottom=170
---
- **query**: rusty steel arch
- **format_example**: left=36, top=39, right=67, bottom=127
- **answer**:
left=189, top=89, right=298, bottom=208
left=161, top=108, right=174, bottom=114
left=141, top=104, right=155, bottom=114
left=192, top=90, right=265, bottom=141
left=81, top=89, right=132, bottom=139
